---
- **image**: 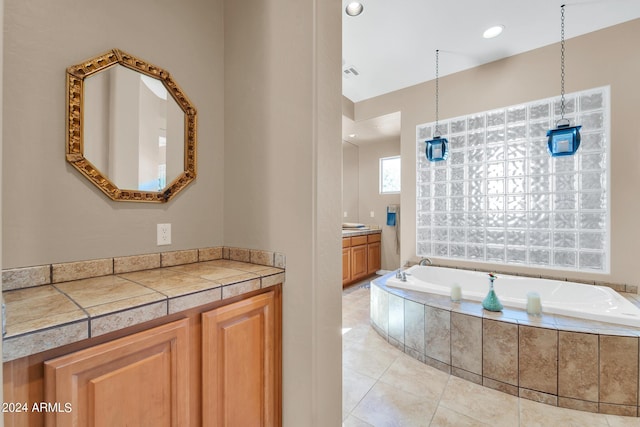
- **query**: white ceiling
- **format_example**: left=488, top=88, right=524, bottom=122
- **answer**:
left=342, top=0, right=640, bottom=104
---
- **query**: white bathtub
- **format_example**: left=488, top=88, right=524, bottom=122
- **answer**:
left=385, top=265, right=640, bottom=328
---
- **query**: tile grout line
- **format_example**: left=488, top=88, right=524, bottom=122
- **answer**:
left=427, top=374, right=453, bottom=426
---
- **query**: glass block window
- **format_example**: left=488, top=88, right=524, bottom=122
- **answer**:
left=416, top=86, right=610, bottom=272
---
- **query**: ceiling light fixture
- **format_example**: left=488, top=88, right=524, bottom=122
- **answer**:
left=349, top=134, right=357, bottom=138
left=483, top=25, right=504, bottom=39
left=425, top=49, right=448, bottom=162
left=345, top=2, right=364, bottom=16
left=547, top=4, right=581, bottom=157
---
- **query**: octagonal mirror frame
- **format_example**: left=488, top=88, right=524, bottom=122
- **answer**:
left=66, top=48, right=197, bottom=203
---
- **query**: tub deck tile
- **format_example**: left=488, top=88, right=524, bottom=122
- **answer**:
left=450, top=300, right=484, bottom=317
left=451, top=367, right=482, bottom=386
left=483, top=377, right=518, bottom=397
left=451, top=312, right=482, bottom=375
left=519, top=325, right=558, bottom=395
left=425, top=306, right=450, bottom=364
left=424, top=355, right=451, bottom=374
left=519, top=388, right=558, bottom=406
left=388, top=294, right=405, bottom=345
left=598, top=403, right=638, bottom=417
left=404, top=299, right=425, bottom=354
left=558, top=331, right=599, bottom=402
left=483, top=319, right=518, bottom=386
left=599, top=335, right=638, bottom=406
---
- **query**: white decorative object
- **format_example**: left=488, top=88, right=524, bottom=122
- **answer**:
left=526, top=291, right=542, bottom=315
left=450, top=283, right=462, bottom=302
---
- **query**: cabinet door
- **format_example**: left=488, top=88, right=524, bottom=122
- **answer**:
left=202, top=291, right=276, bottom=427
left=44, top=319, right=190, bottom=427
left=367, top=241, right=381, bottom=275
left=351, top=245, right=368, bottom=281
left=342, top=247, right=352, bottom=285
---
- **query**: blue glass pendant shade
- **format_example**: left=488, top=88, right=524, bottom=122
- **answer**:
left=426, top=136, right=448, bottom=162
left=547, top=123, right=581, bottom=157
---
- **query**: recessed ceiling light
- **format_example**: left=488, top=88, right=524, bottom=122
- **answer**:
left=483, top=25, right=504, bottom=39
left=349, top=134, right=357, bottom=138
left=345, top=2, right=364, bottom=17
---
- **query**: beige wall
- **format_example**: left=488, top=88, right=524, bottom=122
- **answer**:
left=356, top=138, right=401, bottom=270
left=342, top=96, right=355, bottom=120
left=223, top=0, right=342, bottom=425
left=355, top=19, right=640, bottom=284
left=342, top=141, right=359, bottom=223
left=2, top=0, right=225, bottom=268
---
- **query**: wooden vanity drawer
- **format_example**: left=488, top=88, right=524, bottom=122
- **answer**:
left=342, top=237, right=351, bottom=248
left=351, top=235, right=367, bottom=246
left=367, top=233, right=381, bottom=243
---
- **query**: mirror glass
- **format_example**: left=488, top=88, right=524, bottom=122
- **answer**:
left=66, top=49, right=197, bottom=203
left=83, top=65, right=185, bottom=192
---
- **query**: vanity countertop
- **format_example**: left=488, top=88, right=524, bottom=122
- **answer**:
left=2, top=258, right=284, bottom=362
left=342, top=228, right=382, bottom=238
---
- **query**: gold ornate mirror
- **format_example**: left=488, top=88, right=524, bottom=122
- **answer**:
left=66, top=49, right=197, bottom=202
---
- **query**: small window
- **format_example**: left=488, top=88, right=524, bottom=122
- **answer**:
left=380, top=156, right=401, bottom=194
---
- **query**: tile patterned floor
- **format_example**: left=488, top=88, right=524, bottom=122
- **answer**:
left=342, top=281, right=640, bottom=427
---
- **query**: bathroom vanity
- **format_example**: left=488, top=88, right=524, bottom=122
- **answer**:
left=342, top=229, right=381, bottom=287
left=2, top=247, right=283, bottom=427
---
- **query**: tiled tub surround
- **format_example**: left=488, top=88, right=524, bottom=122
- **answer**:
left=371, top=273, right=640, bottom=417
left=2, top=247, right=285, bottom=362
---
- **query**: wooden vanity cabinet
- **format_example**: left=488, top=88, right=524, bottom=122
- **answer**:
left=44, top=319, right=190, bottom=427
left=202, top=291, right=278, bottom=426
left=342, top=248, right=352, bottom=283
left=350, top=236, right=369, bottom=282
left=3, top=287, right=282, bottom=427
left=367, top=233, right=381, bottom=275
left=342, top=233, right=381, bottom=287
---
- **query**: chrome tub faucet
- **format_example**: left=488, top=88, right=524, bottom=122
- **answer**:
left=419, top=257, right=432, bottom=266
left=395, top=269, right=408, bottom=282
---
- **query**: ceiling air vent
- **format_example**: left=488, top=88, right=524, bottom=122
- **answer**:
left=342, top=65, right=360, bottom=79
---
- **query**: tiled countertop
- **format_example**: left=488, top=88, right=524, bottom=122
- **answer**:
left=3, top=259, right=285, bottom=362
left=342, top=228, right=382, bottom=237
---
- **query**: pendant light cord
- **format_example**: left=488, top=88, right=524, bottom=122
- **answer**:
left=559, top=4, right=566, bottom=122
left=435, top=49, right=440, bottom=137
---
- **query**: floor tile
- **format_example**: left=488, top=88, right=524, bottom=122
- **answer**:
left=351, top=381, right=438, bottom=427
left=343, top=368, right=377, bottom=420
left=343, top=339, right=399, bottom=380
left=343, top=414, right=375, bottom=427
left=378, top=353, right=449, bottom=400
left=519, top=398, right=608, bottom=427
left=436, top=372, right=520, bottom=427
left=606, top=414, right=640, bottom=426
left=429, top=406, right=493, bottom=427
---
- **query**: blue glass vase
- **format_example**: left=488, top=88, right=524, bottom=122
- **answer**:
left=482, top=275, right=503, bottom=312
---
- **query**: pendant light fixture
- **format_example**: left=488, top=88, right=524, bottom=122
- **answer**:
left=547, top=4, right=581, bottom=157
left=425, top=49, right=448, bottom=162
